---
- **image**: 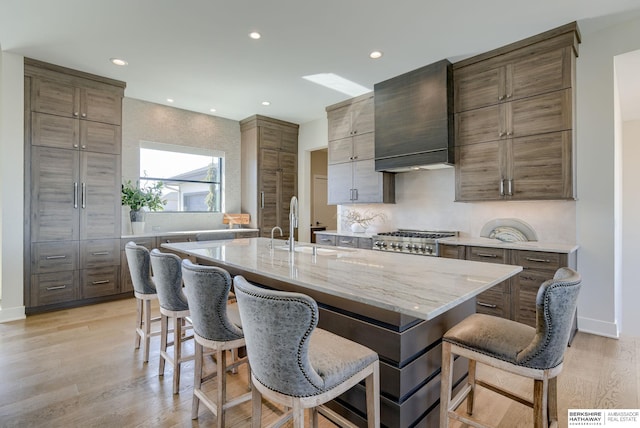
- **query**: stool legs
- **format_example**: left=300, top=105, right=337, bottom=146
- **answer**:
left=440, top=341, right=453, bottom=428
left=134, top=296, right=154, bottom=363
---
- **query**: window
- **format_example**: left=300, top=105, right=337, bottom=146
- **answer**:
left=139, top=141, right=224, bottom=212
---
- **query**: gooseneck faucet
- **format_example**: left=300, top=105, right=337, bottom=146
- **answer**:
left=270, top=226, right=283, bottom=249
left=289, top=196, right=298, bottom=252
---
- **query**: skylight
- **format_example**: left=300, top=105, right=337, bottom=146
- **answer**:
left=302, top=73, right=371, bottom=97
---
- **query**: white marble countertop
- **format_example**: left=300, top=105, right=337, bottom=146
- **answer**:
left=163, top=237, right=522, bottom=320
left=437, top=237, right=578, bottom=254
left=122, top=228, right=259, bottom=239
left=312, top=230, right=376, bottom=238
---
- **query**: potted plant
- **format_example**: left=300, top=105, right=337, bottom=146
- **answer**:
left=121, top=180, right=166, bottom=234
left=342, top=209, right=387, bottom=233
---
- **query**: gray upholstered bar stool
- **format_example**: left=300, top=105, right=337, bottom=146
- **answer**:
left=125, top=241, right=161, bottom=363
left=149, top=249, right=194, bottom=394
left=233, top=275, right=380, bottom=428
left=439, top=267, right=581, bottom=428
left=181, top=260, right=251, bottom=427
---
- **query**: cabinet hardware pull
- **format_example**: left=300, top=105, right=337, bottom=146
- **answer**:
left=498, top=95, right=505, bottom=101
left=73, top=112, right=79, bottom=117
left=499, top=131, right=505, bottom=137
left=92, top=280, right=110, bottom=285
left=46, top=285, right=67, bottom=291
left=81, top=145, right=86, bottom=149
left=507, top=131, right=513, bottom=136
left=477, top=302, right=497, bottom=308
left=74, top=182, right=78, bottom=208
left=353, top=189, right=358, bottom=201
left=260, top=191, right=265, bottom=209
left=81, top=183, right=86, bottom=209
left=508, top=179, right=513, bottom=196
left=506, top=93, right=512, bottom=99
left=92, top=252, right=109, bottom=256
left=353, top=155, right=358, bottom=160
left=46, top=255, right=67, bottom=260
left=320, top=238, right=332, bottom=242
left=500, top=179, right=505, bottom=196
left=340, top=240, right=352, bottom=244
left=525, top=257, right=550, bottom=263
left=73, top=144, right=79, bottom=148
left=349, top=189, right=353, bottom=200
left=81, top=113, right=87, bottom=118
left=477, top=253, right=497, bottom=258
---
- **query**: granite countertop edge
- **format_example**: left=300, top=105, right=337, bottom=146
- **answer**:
left=437, top=237, right=579, bottom=253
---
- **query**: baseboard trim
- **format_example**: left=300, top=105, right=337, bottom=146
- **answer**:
left=577, top=315, right=619, bottom=339
left=0, top=305, right=26, bottom=323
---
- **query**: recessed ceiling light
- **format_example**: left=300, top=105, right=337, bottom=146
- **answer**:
left=302, top=73, right=371, bottom=97
left=369, top=51, right=383, bottom=59
left=110, top=58, right=128, bottom=66
left=209, top=108, right=217, bottom=113
left=261, top=101, right=271, bottom=106
left=249, top=32, right=261, bottom=40
left=166, top=98, right=174, bottom=103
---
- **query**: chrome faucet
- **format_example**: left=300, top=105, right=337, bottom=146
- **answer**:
left=270, top=226, right=283, bottom=249
left=289, top=196, right=298, bottom=252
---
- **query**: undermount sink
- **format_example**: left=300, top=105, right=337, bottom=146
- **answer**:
left=273, top=245, right=340, bottom=255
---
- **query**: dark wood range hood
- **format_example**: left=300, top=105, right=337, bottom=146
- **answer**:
left=374, top=59, right=454, bottom=172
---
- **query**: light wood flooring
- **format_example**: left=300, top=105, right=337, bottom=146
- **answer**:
left=0, top=298, right=638, bottom=427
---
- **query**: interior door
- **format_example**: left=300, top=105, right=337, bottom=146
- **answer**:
left=313, top=175, right=336, bottom=230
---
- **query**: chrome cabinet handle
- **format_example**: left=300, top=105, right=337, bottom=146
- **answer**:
left=81, top=113, right=87, bottom=118
left=507, top=179, right=513, bottom=196
left=81, top=183, right=86, bottom=208
left=500, top=179, right=505, bottom=196
left=91, top=252, right=109, bottom=256
left=353, top=189, right=358, bottom=201
left=260, top=191, right=265, bottom=209
left=92, top=280, right=110, bottom=285
left=73, top=112, right=79, bottom=117
left=320, top=238, right=332, bottom=242
left=525, top=257, right=551, bottom=263
left=477, top=302, right=497, bottom=308
left=46, top=255, right=67, bottom=260
left=477, top=253, right=497, bottom=258
left=46, top=285, right=67, bottom=291
left=74, top=182, right=78, bottom=208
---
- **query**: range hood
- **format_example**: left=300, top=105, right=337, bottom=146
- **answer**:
left=374, top=59, right=454, bottom=172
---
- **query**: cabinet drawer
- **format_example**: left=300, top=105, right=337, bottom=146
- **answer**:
left=336, top=236, right=358, bottom=248
left=475, top=283, right=509, bottom=318
left=121, top=237, right=156, bottom=251
left=157, top=234, right=197, bottom=244
left=81, top=239, right=120, bottom=268
left=514, top=250, right=562, bottom=272
left=514, top=269, right=552, bottom=327
left=31, top=241, right=79, bottom=274
left=439, top=244, right=464, bottom=259
left=467, top=246, right=508, bottom=264
left=82, top=266, right=119, bottom=298
left=357, top=237, right=373, bottom=249
left=315, top=234, right=336, bottom=246
left=31, top=271, right=79, bottom=306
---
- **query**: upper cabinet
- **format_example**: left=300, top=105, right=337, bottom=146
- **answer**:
left=453, top=22, right=580, bottom=201
left=326, top=94, right=395, bottom=205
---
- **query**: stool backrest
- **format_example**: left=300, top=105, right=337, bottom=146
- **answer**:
left=233, top=275, right=326, bottom=397
left=149, top=250, right=188, bottom=312
left=181, top=260, right=243, bottom=342
left=517, top=267, right=582, bottom=369
left=125, top=242, right=156, bottom=295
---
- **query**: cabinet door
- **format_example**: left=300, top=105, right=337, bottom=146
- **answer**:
left=327, top=163, right=353, bottom=205
left=336, top=235, right=357, bottom=248
left=455, top=104, right=503, bottom=146
left=281, top=129, right=298, bottom=153
left=31, top=78, right=79, bottom=118
left=352, top=132, right=374, bottom=161
left=81, top=239, right=120, bottom=269
left=353, top=159, right=384, bottom=203
left=439, top=244, right=464, bottom=259
left=454, top=66, right=503, bottom=113
left=509, top=89, right=571, bottom=139
left=328, top=137, right=353, bottom=164
left=351, top=97, right=374, bottom=135
left=31, top=271, right=79, bottom=306
left=260, top=148, right=279, bottom=171
left=32, top=112, right=79, bottom=149
left=279, top=171, right=297, bottom=237
left=509, top=48, right=571, bottom=101
left=31, top=241, right=79, bottom=274
left=327, top=104, right=353, bottom=141
left=81, top=121, right=121, bottom=154
left=259, top=172, right=278, bottom=237
left=81, top=266, right=119, bottom=298
left=509, top=131, right=572, bottom=200
left=79, top=152, right=121, bottom=240
left=81, top=86, right=122, bottom=125
left=31, top=146, right=80, bottom=242
left=455, top=141, right=504, bottom=201
left=315, top=234, right=336, bottom=246
left=260, top=126, right=282, bottom=150
left=279, top=152, right=297, bottom=172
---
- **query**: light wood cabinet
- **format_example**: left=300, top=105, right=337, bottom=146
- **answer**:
left=241, top=115, right=299, bottom=238
left=24, top=59, right=125, bottom=313
left=453, top=22, right=579, bottom=201
left=314, top=233, right=373, bottom=250
left=326, top=94, right=395, bottom=205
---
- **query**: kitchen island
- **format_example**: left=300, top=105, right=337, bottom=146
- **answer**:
left=163, top=237, right=522, bottom=427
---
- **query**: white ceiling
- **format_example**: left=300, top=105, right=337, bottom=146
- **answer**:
left=1, top=0, right=640, bottom=124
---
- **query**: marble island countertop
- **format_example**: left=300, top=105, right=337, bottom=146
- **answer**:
left=437, top=236, right=578, bottom=253
left=312, top=230, right=376, bottom=238
left=122, top=228, right=259, bottom=239
left=162, top=237, right=522, bottom=320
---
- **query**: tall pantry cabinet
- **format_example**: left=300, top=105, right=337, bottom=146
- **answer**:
left=24, top=59, right=126, bottom=313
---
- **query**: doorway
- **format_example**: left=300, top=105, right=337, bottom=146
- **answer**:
left=310, top=149, right=336, bottom=241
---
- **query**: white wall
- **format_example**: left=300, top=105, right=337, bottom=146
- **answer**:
left=621, top=119, right=640, bottom=335
left=0, top=50, right=26, bottom=322
left=575, top=16, right=640, bottom=337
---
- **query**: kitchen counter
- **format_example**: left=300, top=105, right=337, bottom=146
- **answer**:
left=163, top=237, right=521, bottom=427
left=122, top=228, right=259, bottom=239
left=311, top=229, right=377, bottom=238
left=438, top=236, right=579, bottom=254
left=163, top=237, right=521, bottom=320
